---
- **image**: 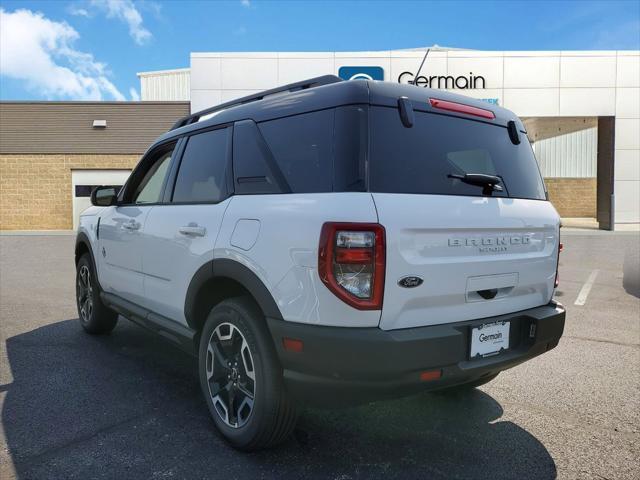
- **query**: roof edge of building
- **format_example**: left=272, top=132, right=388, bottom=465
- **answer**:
left=137, top=67, right=190, bottom=77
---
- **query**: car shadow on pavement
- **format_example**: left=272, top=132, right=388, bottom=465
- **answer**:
left=3, top=318, right=557, bottom=480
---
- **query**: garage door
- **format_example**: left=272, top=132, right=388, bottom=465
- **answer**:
left=72, top=170, right=132, bottom=230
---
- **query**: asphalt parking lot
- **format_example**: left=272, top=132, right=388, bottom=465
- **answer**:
left=1, top=231, right=638, bottom=479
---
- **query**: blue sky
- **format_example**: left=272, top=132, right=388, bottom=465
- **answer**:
left=1, top=0, right=639, bottom=101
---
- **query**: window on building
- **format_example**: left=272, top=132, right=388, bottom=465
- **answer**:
left=75, top=185, right=123, bottom=198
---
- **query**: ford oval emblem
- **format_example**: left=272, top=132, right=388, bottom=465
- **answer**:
left=398, top=276, right=423, bottom=288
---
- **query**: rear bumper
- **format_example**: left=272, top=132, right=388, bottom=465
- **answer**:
left=267, top=301, right=565, bottom=406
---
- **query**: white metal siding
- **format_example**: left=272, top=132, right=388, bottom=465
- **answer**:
left=533, top=127, right=597, bottom=178
left=139, top=69, right=190, bottom=101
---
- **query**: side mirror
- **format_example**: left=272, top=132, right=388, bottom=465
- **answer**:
left=91, top=186, right=118, bottom=207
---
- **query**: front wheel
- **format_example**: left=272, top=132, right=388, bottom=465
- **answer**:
left=198, top=297, right=297, bottom=451
left=76, top=253, right=118, bottom=334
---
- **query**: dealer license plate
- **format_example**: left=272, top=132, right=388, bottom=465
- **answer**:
left=470, top=321, right=510, bottom=358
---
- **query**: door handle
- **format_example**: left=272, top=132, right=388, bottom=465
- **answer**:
left=122, top=221, right=140, bottom=231
left=178, top=224, right=206, bottom=237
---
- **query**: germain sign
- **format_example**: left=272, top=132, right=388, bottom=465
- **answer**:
left=397, top=71, right=486, bottom=89
left=338, top=65, right=487, bottom=91
left=338, top=66, right=385, bottom=81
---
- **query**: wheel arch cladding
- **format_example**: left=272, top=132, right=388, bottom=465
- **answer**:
left=185, top=258, right=283, bottom=334
left=75, top=233, right=92, bottom=265
left=75, top=233, right=109, bottom=294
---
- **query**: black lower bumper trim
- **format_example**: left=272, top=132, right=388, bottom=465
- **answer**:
left=266, top=302, right=565, bottom=406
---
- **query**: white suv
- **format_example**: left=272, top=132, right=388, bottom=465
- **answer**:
left=75, top=76, right=565, bottom=450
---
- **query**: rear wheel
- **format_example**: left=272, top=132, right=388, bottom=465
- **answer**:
left=199, top=297, right=297, bottom=451
left=76, top=254, right=118, bottom=334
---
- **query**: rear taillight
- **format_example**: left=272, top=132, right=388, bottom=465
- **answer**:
left=318, top=223, right=385, bottom=310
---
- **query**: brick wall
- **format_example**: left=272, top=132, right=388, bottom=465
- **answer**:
left=544, top=178, right=597, bottom=218
left=1, top=154, right=139, bottom=230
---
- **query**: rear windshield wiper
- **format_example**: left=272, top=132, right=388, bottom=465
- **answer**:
left=447, top=173, right=504, bottom=194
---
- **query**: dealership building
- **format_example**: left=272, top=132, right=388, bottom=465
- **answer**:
left=1, top=46, right=639, bottom=230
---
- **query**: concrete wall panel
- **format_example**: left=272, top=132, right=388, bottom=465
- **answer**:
left=504, top=57, right=560, bottom=88
left=220, top=58, right=278, bottom=90
left=615, top=119, right=640, bottom=150
left=614, top=180, right=640, bottom=223
left=190, top=57, right=221, bottom=90
left=615, top=149, right=640, bottom=182
left=278, top=57, right=334, bottom=84
left=616, top=55, right=640, bottom=88
left=560, top=88, right=616, bottom=116
left=560, top=56, right=616, bottom=87
left=616, top=88, right=640, bottom=119
left=503, top=89, right=560, bottom=116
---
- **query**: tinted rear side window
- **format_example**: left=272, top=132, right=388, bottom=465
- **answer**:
left=173, top=127, right=230, bottom=203
left=334, top=105, right=367, bottom=192
left=369, top=107, right=546, bottom=200
left=233, top=119, right=290, bottom=194
left=258, top=110, right=334, bottom=193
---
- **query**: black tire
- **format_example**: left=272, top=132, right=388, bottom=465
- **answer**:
left=198, top=296, right=297, bottom=451
left=76, top=253, right=118, bottom=334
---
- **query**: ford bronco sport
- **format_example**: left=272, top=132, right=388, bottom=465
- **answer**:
left=75, top=75, right=565, bottom=450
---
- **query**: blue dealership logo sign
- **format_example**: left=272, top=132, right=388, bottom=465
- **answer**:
left=338, top=66, right=384, bottom=81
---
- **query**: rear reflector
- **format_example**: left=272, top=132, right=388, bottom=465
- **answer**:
left=335, top=248, right=373, bottom=264
left=555, top=238, right=562, bottom=288
left=429, top=98, right=495, bottom=119
left=283, top=337, right=303, bottom=353
left=419, top=370, right=442, bottom=382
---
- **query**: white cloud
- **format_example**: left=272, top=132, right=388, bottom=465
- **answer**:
left=241, top=0, right=251, bottom=8
left=129, top=87, right=140, bottom=101
left=68, top=6, right=91, bottom=17
left=0, top=8, right=125, bottom=100
left=90, top=0, right=151, bottom=45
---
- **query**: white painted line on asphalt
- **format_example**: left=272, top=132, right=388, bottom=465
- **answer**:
left=574, top=269, right=600, bottom=306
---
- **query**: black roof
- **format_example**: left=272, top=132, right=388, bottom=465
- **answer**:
left=152, top=75, right=524, bottom=149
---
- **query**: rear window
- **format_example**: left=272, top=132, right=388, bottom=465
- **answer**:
left=369, top=107, right=546, bottom=200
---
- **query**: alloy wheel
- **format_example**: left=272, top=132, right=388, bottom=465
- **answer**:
left=205, top=322, right=256, bottom=428
left=77, top=264, right=93, bottom=323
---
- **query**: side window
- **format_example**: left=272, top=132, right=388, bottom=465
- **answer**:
left=133, top=151, right=173, bottom=204
left=258, top=109, right=334, bottom=193
left=172, top=127, right=229, bottom=203
left=233, top=119, right=288, bottom=195
left=124, top=143, right=175, bottom=205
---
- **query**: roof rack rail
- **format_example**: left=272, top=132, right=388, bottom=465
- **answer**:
left=169, top=74, right=343, bottom=131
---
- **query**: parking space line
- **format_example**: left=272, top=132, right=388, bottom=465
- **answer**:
left=574, top=269, right=599, bottom=306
